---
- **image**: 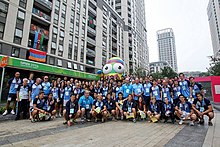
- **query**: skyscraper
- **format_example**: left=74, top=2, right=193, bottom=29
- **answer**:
left=207, top=0, right=220, bottom=58
left=157, top=28, right=178, bottom=72
left=0, top=0, right=148, bottom=77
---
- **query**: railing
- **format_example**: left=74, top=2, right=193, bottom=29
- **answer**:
left=87, top=26, right=96, bottom=35
left=86, top=59, right=95, bottom=66
left=32, top=8, right=51, bottom=22
left=87, top=37, right=96, bottom=45
left=35, top=0, right=52, bottom=10
left=86, top=48, right=96, bottom=57
left=88, top=5, right=96, bottom=15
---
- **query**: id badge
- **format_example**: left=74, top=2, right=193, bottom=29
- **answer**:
left=164, top=93, right=167, bottom=98
left=177, top=92, right=181, bottom=96
left=15, top=84, right=18, bottom=89
left=145, top=89, right=149, bottom=93
left=153, top=91, right=158, bottom=96
left=8, top=97, right=12, bottom=101
left=53, top=93, right=57, bottom=97
left=126, top=89, right=130, bottom=93
left=137, top=89, right=141, bottom=93
left=86, top=104, right=89, bottom=109
left=120, top=105, right=123, bottom=109
left=70, top=108, right=74, bottom=114
left=47, top=106, right=51, bottom=111
left=128, top=107, right=132, bottom=113
left=65, top=92, right=69, bottom=96
left=182, top=86, right=186, bottom=90
left=200, top=107, right=205, bottom=112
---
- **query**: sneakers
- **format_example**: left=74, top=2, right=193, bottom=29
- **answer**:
left=133, top=118, right=136, bottom=123
left=179, top=120, right=183, bottom=125
left=101, top=118, right=105, bottom=123
left=11, top=110, right=15, bottom=115
left=94, top=118, right=98, bottom=123
left=189, top=121, right=194, bottom=126
left=121, top=116, right=124, bottom=120
left=2, top=110, right=8, bottom=116
left=59, top=113, right=62, bottom=118
left=208, top=121, right=213, bottom=126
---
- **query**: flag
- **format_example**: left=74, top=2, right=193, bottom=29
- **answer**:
left=88, top=16, right=94, bottom=28
left=29, top=48, right=46, bottom=62
left=39, top=34, right=44, bottom=50
left=33, top=31, right=38, bottom=49
left=36, top=33, right=41, bottom=50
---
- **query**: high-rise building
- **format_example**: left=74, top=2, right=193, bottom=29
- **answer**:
left=0, top=0, right=148, bottom=78
left=207, top=0, right=220, bottom=58
left=149, top=61, right=171, bottom=74
left=157, top=28, right=178, bottom=72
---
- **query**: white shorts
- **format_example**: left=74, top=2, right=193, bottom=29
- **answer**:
left=182, top=111, right=190, bottom=118
left=30, top=100, right=34, bottom=107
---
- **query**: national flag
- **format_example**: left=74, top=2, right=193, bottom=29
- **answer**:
left=29, top=48, right=46, bottom=62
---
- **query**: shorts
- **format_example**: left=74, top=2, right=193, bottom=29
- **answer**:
left=182, top=112, right=190, bottom=118
left=7, top=94, right=16, bottom=102
left=63, top=100, right=68, bottom=107
left=30, top=100, right=34, bottom=107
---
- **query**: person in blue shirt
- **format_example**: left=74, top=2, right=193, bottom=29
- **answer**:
left=102, top=82, right=108, bottom=98
left=122, top=78, right=133, bottom=99
left=122, top=94, right=137, bottom=123
left=147, top=97, right=161, bottom=123
left=161, top=80, right=173, bottom=103
left=104, top=93, right=116, bottom=121
left=175, top=94, right=194, bottom=126
left=41, top=76, right=51, bottom=98
left=63, top=94, right=80, bottom=126
left=172, top=80, right=181, bottom=106
left=162, top=97, right=175, bottom=123
left=44, top=93, right=56, bottom=119
left=78, top=90, right=94, bottom=122
left=91, top=94, right=107, bottom=123
left=142, top=77, right=152, bottom=108
left=189, top=77, right=203, bottom=98
left=27, top=72, right=34, bottom=88
left=179, top=73, right=190, bottom=100
left=63, top=81, right=72, bottom=108
left=150, top=80, right=162, bottom=111
left=192, top=92, right=214, bottom=126
left=115, top=81, right=123, bottom=99
left=3, top=72, right=22, bottom=116
left=132, top=78, right=144, bottom=101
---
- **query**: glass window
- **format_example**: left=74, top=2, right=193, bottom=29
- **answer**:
left=0, top=23, right=4, bottom=39
left=67, top=62, right=72, bottom=69
left=57, top=59, right=62, bottom=66
left=60, top=30, right=65, bottom=37
left=19, top=0, right=27, bottom=9
left=73, top=63, right=78, bottom=69
left=11, top=47, right=20, bottom=57
left=18, top=10, right=25, bottom=20
left=59, top=45, right=63, bottom=51
left=49, top=57, right=55, bottom=65
left=52, top=42, right=57, bottom=49
left=53, top=27, right=58, bottom=34
left=15, top=29, right=23, bottom=37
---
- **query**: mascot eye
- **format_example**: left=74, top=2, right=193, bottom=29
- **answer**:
left=103, top=64, right=112, bottom=74
left=113, top=63, right=124, bottom=74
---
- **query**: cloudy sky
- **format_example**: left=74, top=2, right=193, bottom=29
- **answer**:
left=145, top=0, right=213, bottom=72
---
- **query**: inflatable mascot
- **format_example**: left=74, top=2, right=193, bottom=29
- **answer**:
left=97, top=57, right=125, bottom=80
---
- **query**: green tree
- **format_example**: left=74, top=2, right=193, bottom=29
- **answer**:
left=133, top=67, right=147, bottom=78
left=209, top=61, right=220, bottom=76
left=161, top=67, right=178, bottom=78
left=151, top=72, right=163, bottom=79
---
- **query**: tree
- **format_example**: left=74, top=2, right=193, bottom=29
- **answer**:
left=161, top=67, right=178, bottom=78
left=151, top=72, right=163, bottom=79
left=209, top=61, right=220, bottom=76
left=133, top=67, right=147, bottom=78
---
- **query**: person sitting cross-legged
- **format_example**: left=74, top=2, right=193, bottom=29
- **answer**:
left=162, top=97, right=175, bottom=124
left=147, top=97, right=161, bottom=123
left=122, top=94, right=137, bottom=123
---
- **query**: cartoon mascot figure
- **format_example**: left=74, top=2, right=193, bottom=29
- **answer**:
left=100, top=57, right=125, bottom=80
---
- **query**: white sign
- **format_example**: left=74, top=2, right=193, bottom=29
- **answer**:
left=215, top=85, right=220, bottom=94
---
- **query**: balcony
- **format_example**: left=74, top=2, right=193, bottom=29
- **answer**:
left=86, top=59, right=95, bottom=66
left=89, top=0, right=97, bottom=6
left=112, top=42, right=117, bottom=49
left=30, top=24, right=49, bottom=39
left=32, top=8, right=51, bottom=22
left=112, top=33, right=117, bottom=40
left=86, top=48, right=96, bottom=57
left=88, top=5, right=96, bottom=16
left=112, top=50, right=117, bottom=55
left=34, top=0, right=52, bottom=11
left=87, top=37, right=96, bottom=46
left=87, top=26, right=96, bottom=36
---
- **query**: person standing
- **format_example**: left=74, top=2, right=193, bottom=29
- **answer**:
left=15, top=78, right=31, bottom=120
left=27, top=72, right=34, bottom=88
left=132, top=78, right=144, bottom=102
left=3, top=72, right=22, bottom=116
left=179, top=73, right=190, bottom=102
left=142, top=77, right=152, bottom=108
left=41, top=76, right=51, bottom=99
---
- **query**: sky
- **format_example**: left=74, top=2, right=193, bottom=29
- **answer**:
left=145, top=0, right=213, bottom=72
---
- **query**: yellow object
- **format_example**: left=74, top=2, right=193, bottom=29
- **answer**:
left=126, top=113, right=134, bottom=119
left=150, top=115, right=158, bottom=123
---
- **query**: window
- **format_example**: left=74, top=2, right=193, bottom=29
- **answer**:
left=67, top=62, right=72, bottom=69
left=59, top=45, right=63, bottom=51
left=11, top=47, right=20, bottom=57
left=57, top=59, right=62, bottom=66
left=0, top=23, right=4, bottom=39
left=60, top=17, right=65, bottom=28
left=0, top=43, right=2, bottom=54
left=54, top=13, right=59, bottom=25
left=15, top=29, right=22, bottom=37
left=19, top=0, right=27, bottom=9
left=14, top=36, right=22, bottom=44
left=49, top=57, right=55, bottom=65
left=80, top=40, right=84, bottom=62
left=18, top=10, right=25, bottom=20
left=60, top=30, right=65, bottom=37
left=53, top=27, right=58, bottom=34
left=73, top=63, right=78, bottom=69
left=52, top=42, right=57, bottom=49
left=80, top=65, right=84, bottom=71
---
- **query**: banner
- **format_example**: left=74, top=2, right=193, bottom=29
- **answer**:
left=28, top=48, right=46, bottom=62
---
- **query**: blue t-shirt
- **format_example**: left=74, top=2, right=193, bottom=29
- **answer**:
left=173, top=86, right=181, bottom=99
left=191, top=83, right=203, bottom=98
left=93, top=100, right=105, bottom=110
left=115, top=86, right=123, bottom=98
left=78, top=95, right=94, bottom=110
left=162, top=87, right=172, bottom=102
left=51, top=87, right=59, bottom=99
left=102, top=86, right=108, bottom=97
left=151, top=86, right=161, bottom=101
left=8, top=78, right=22, bottom=94
left=41, top=82, right=51, bottom=96
left=104, top=99, right=116, bottom=110
left=143, top=82, right=152, bottom=96
left=179, top=80, right=190, bottom=98
left=31, top=83, right=42, bottom=100
left=64, top=86, right=72, bottom=101
left=132, top=83, right=144, bottom=100
left=177, top=101, right=192, bottom=113
left=122, top=83, right=132, bottom=98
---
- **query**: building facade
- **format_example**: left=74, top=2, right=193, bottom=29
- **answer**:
left=0, top=0, right=148, bottom=77
left=149, top=61, right=171, bottom=74
left=157, top=28, right=178, bottom=72
left=207, top=0, right=220, bottom=59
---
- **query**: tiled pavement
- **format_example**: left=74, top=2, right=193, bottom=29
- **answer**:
left=0, top=111, right=218, bottom=147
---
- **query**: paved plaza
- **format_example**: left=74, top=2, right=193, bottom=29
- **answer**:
left=0, top=111, right=219, bottom=147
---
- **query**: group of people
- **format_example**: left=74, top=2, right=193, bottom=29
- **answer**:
left=2, top=72, right=214, bottom=126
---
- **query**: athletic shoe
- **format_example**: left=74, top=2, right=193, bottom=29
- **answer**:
left=11, top=110, right=15, bottom=115
left=189, top=121, right=194, bottom=126
left=95, top=118, right=98, bottom=123
left=59, top=113, right=62, bottom=118
left=121, top=116, right=123, bottom=120
left=208, top=121, right=213, bottom=126
left=133, top=118, right=136, bottom=123
left=200, top=119, right=204, bottom=125
left=56, top=113, right=59, bottom=118
left=87, top=119, right=91, bottom=122
left=2, top=110, right=8, bottom=116
left=101, top=118, right=105, bottom=123
left=179, top=120, right=183, bottom=125
left=63, top=121, right=67, bottom=125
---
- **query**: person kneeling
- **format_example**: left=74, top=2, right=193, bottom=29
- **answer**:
left=147, top=97, right=161, bottom=123
left=64, top=94, right=81, bottom=126
left=162, top=97, right=175, bottom=124
left=92, top=94, right=107, bottom=123
left=44, top=93, right=56, bottom=120
left=105, top=93, right=116, bottom=121
left=122, top=94, right=137, bottom=123
left=31, top=91, right=47, bottom=122
left=175, top=94, right=194, bottom=126
left=192, top=92, right=214, bottom=126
